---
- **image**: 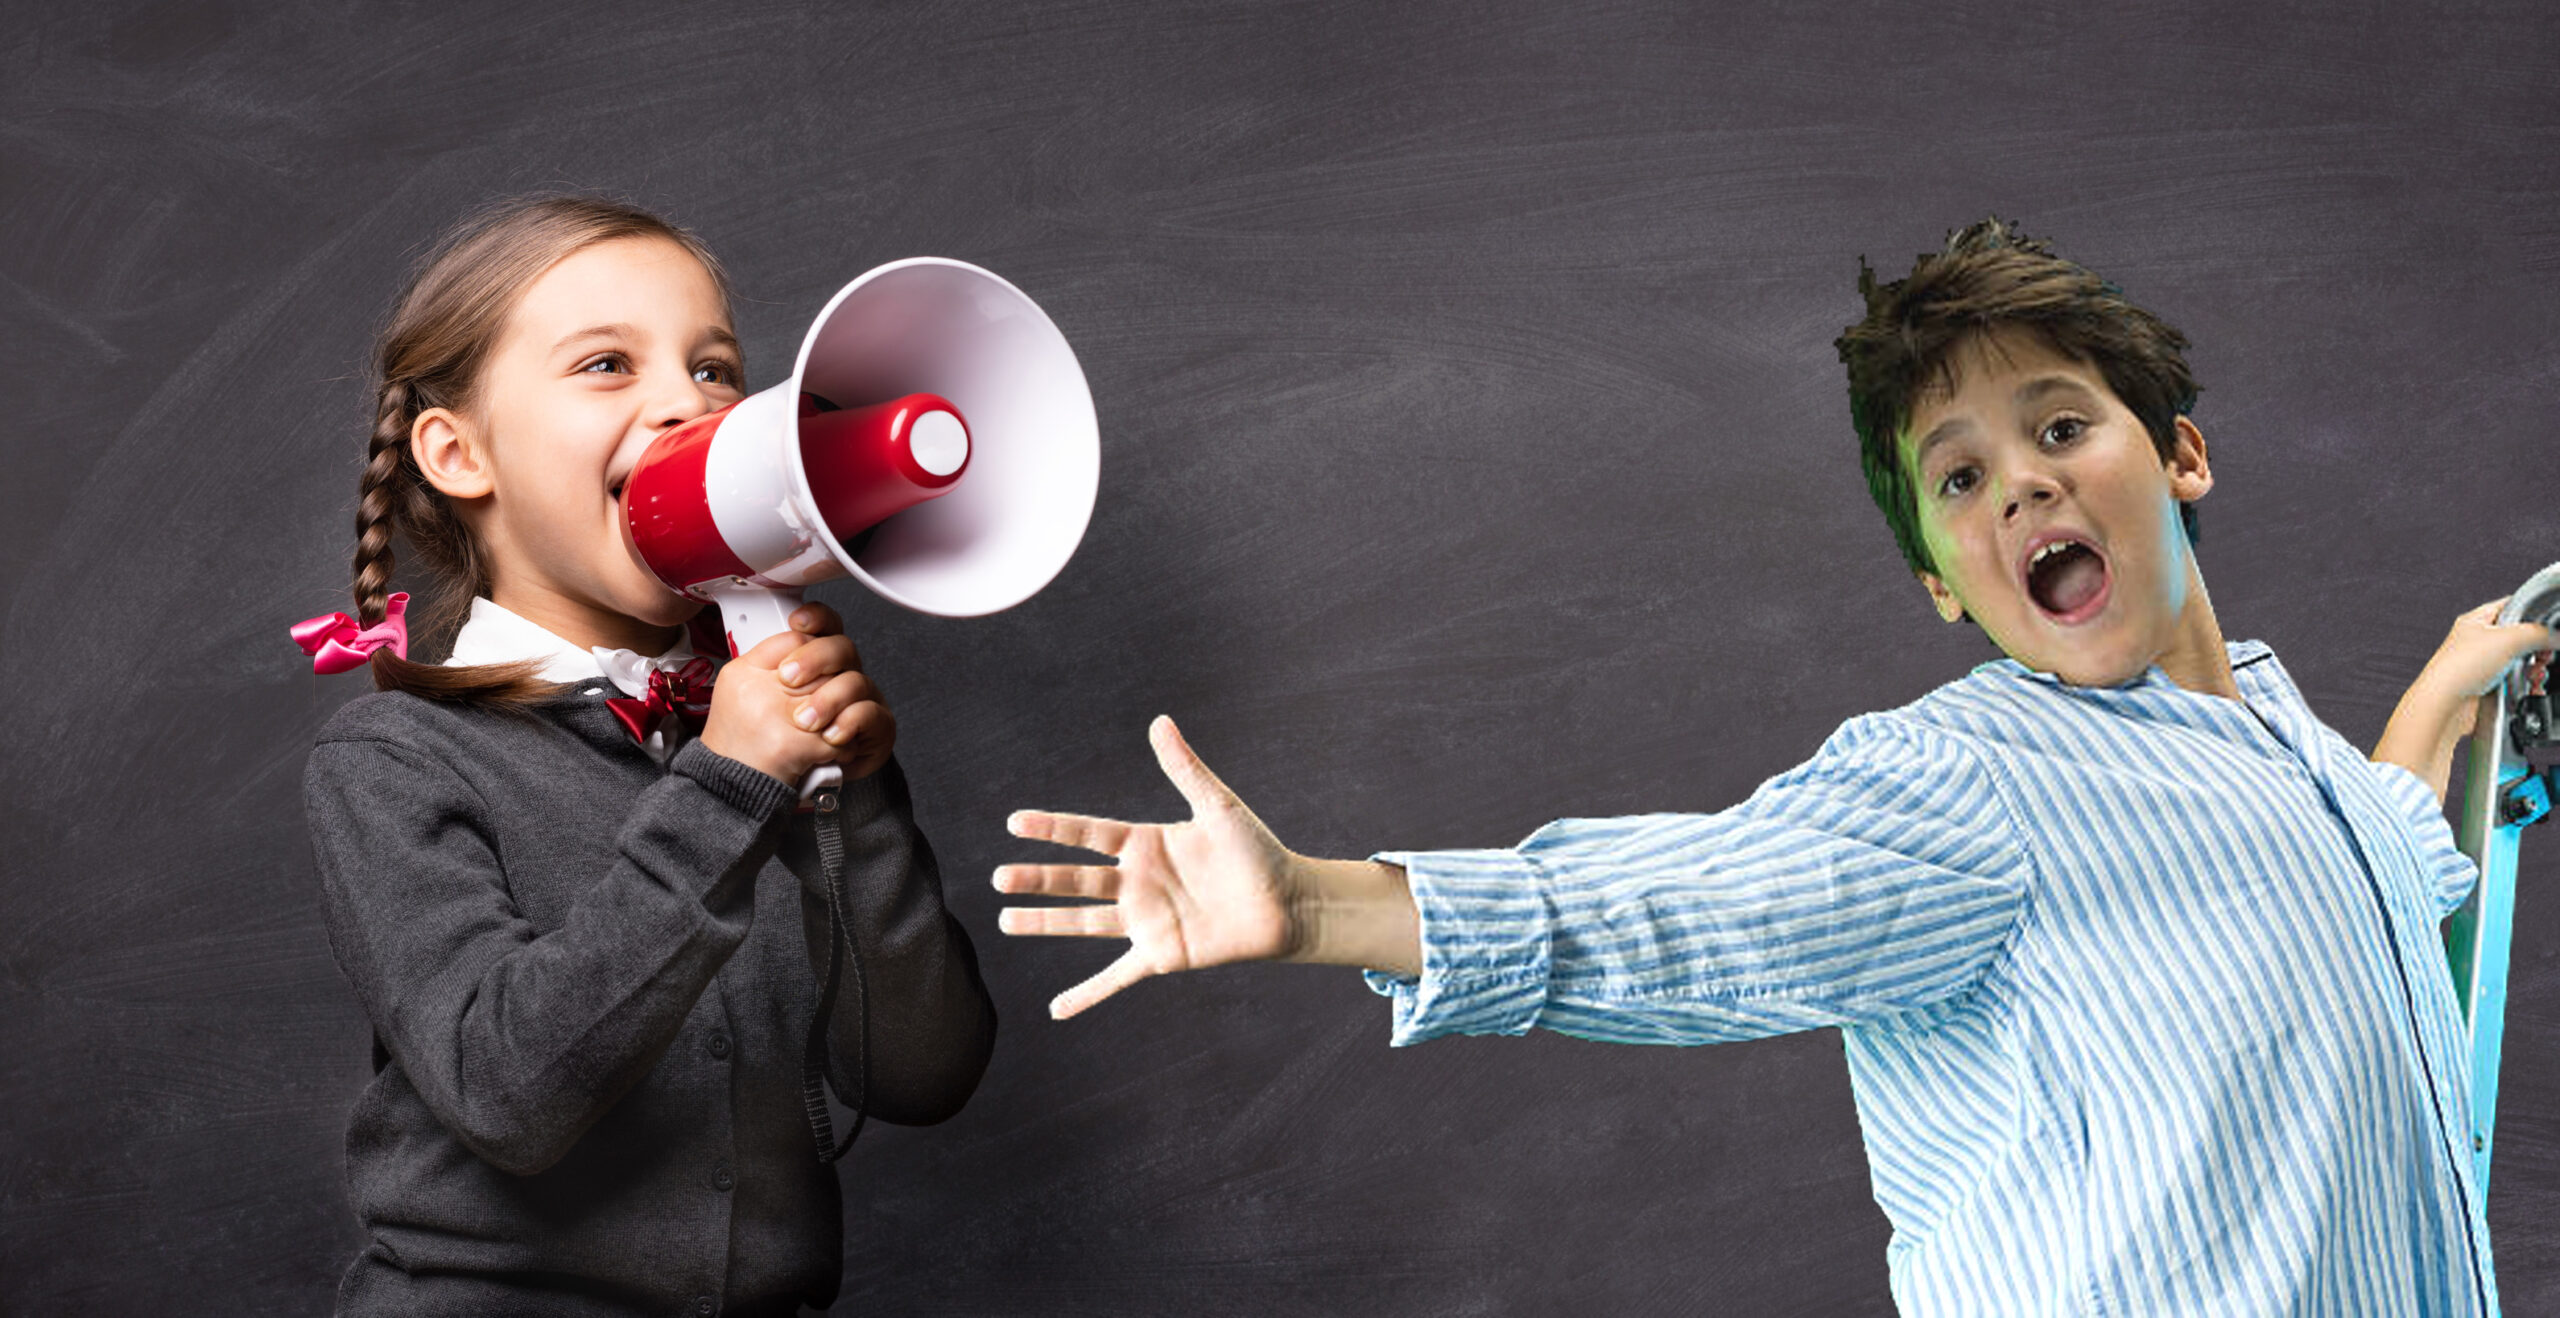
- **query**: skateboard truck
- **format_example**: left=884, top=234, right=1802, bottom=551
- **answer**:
left=2496, top=771, right=2550, bottom=828
left=2449, top=561, right=2560, bottom=1204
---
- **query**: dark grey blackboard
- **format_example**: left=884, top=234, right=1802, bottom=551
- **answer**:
left=6, top=1, right=2558, bottom=1312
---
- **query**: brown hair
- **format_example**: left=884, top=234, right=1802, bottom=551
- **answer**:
left=350, top=195, right=734, bottom=706
left=1835, top=217, right=2201, bottom=580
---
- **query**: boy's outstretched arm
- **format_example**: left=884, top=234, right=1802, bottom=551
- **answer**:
left=995, top=715, right=1420, bottom=1018
left=2373, top=597, right=2553, bottom=804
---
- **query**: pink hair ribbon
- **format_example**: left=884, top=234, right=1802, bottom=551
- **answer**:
left=292, top=592, right=411, bottom=674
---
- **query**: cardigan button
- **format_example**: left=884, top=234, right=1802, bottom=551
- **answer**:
left=707, top=1031, right=731, bottom=1060
left=694, top=1297, right=715, bottom=1316
left=713, top=1165, right=734, bottom=1193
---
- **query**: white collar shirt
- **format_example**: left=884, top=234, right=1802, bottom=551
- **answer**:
left=444, top=596, right=711, bottom=759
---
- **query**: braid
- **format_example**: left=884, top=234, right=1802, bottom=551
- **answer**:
left=350, top=369, right=552, bottom=706
left=352, top=381, right=411, bottom=626
left=330, top=193, right=729, bottom=710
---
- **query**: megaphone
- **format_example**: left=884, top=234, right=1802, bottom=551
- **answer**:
left=621, top=257, right=1098, bottom=793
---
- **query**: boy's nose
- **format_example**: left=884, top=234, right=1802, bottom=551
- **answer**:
left=1999, top=470, right=2062, bottom=521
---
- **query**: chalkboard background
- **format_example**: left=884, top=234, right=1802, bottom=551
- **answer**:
left=6, top=1, right=2558, bottom=1312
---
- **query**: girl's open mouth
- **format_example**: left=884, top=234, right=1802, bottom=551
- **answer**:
left=2025, top=537, right=2111, bottom=624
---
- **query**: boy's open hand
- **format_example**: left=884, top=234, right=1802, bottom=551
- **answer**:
left=698, top=602, right=896, bottom=785
left=995, top=716, right=1309, bottom=1019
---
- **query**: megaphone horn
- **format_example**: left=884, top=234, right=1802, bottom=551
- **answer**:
left=619, top=257, right=1100, bottom=794
left=622, top=257, right=1098, bottom=640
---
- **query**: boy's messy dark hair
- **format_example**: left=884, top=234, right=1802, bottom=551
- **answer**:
left=1835, top=218, right=2200, bottom=579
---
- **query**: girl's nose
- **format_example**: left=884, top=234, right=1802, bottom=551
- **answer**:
left=647, top=377, right=722, bottom=432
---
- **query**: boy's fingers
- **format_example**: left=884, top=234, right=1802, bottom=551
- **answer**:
left=1051, top=948, right=1153, bottom=1019
left=996, top=904, right=1128, bottom=938
left=2495, top=622, right=2557, bottom=660
left=1150, top=716, right=1236, bottom=817
left=1009, top=810, right=1134, bottom=856
left=993, top=862, right=1123, bottom=899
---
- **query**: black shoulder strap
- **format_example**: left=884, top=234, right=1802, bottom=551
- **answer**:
left=801, top=785, right=869, bottom=1164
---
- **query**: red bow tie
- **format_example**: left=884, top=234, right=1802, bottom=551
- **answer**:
left=605, top=657, right=716, bottom=747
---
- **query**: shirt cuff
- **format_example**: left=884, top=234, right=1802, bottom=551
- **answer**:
left=1360, top=847, right=1555, bottom=1046
left=669, top=740, right=796, bottom=822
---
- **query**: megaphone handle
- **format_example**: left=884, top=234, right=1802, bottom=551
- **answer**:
left=703, top=580, right=846, bottom=805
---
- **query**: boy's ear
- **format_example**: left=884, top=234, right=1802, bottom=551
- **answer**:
left=412, top=408, right=494, bottom=501
left=1918, top=571, right=1966, bottom=623
left=2166, top=415, right=2212, bottom=503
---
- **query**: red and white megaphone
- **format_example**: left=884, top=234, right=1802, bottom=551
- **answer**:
left=621, top=257, right=1098, bottom=794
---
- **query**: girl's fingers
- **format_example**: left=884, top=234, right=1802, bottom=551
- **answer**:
left=735, top=629, right=803, bottom=672
left=839, top=711, right=897, bottom=777
left=1051, top=947, right=1154, bottom=1019
left=1010, top=810, right=1134, bottom=856
left=781, top=635, right=864, bottom=689
left=1150, top=716, right=1237, bottom=817
left=822, top=695, right=890, bottom=748
left=797, top=672, right=877, bottom=733
left=993, top=862, right=1123, bottom=899
left=996, top=904, right=1128, bottom=938
left=789, top=602, right=844, bottom=636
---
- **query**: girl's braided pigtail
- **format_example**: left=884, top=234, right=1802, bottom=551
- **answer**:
left=325, top=193, right=732, bottom=710
left=353, top=378, right=553, bottom=709
left=351, top=381, right=410, bottom=631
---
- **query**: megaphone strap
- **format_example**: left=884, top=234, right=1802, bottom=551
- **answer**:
left=802, top=785, right=870, bottom=1164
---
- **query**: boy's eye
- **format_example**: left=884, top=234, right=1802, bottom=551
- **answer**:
left=2039, top=416, right=2086, bottom=447
left=1937, top=466, right=1978, bottom=499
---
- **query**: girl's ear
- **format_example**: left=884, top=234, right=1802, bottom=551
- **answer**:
left=412, top=407, right=494, bottom=501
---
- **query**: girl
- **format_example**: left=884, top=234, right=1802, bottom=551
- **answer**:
left=295, top=196, right=995, bottom=1316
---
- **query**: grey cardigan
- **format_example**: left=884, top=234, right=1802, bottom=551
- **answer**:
left=305, top=687, right=995, bottom=1316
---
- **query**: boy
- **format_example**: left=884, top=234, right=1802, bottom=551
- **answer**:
left=993, top=220, right=2552, bottom=1315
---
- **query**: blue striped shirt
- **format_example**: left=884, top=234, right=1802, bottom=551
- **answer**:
left=1368, top=640, right=2495, bottom=1316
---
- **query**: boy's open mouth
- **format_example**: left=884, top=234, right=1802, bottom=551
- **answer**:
left=2023, top=535, right=2110, bottom=623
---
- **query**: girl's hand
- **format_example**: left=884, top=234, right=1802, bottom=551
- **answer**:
left=698, top=602, right=896, bottom=785
left=995, top=717, right=1323, bottom=1018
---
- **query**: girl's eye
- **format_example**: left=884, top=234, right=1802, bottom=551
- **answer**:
left=578, top=353, right=627, bottom=375
left=1937, top=467, right=1978, bottom=499
left=694, top=361, right=739, bottom=387
left=2039, top=416, right=2086, bottom=447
